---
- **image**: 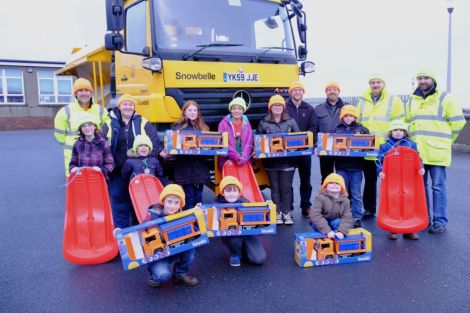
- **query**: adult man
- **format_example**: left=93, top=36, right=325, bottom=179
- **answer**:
left=314, top=81, right=345, bottom=183
left=407, top=69, right=466, bottom=234
left=356, top=74, right=405, bottom=218
left=54, top=78, right=109, bottom=176
left=285, top=82, right=317, bottom=217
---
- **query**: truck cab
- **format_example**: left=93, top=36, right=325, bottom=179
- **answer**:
left=314, top=238, right=336, bottom=260
left=141, top=227, right=165, bottom=256
left=219, top=208, right=239, bottom=230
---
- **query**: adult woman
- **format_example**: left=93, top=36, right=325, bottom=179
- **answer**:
left=102, top=94, right=161, bottom=228
left=257, top=95, right=300, bottom=225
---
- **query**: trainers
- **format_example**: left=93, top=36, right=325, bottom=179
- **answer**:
left=173, top=274, right=199, bottom=286
left=301, top=207, right=311, bottom=218
left=363, top=211, right=375, bottom=219
left=147, top=278, right=162, bottom=287
left=276, top=212, right=283, bottom=224
left=354, top=220, right=363, bottom=228
left=388, top=233, right=399, bottom=240
left=283, top=212, right=294, bottom=225
left=428, top=223, right=447, bottom=234
left=403, top=232, right=420, bottom=240
left=229, top=255, right=241, bottom=267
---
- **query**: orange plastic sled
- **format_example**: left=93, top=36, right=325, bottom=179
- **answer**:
left=129, top=174, right=164, bottom=223
left=63, top=168, right=118, bottom=265
left=378, top=146, right=429, bottom=233
left=222, top=161, right=264, bottom=202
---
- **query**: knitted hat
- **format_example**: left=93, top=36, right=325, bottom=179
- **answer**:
left=132, top=134, right=153, bottom=153
left=288, top=82, right=305, bottom=94
left=388, top=119, right=409, bottom=132
left=268, top=94, right=285, bottom=110
left=368, top=73, right=385, bottom=83
left=160, top=184, right=185, bottom=208
left=228, top=97, right=247, bottom=112
left=340, top=104, right=358, bottom=120
left=321, top=173, right=346, bottom=193
left=416, top=69, right=436, bottom=82
left=324, top=81, right=341, bottom=92
left=219, top=176, right=243, bottom=195
left=73, top=78, right=93, bottom=95
left=73, top=111, right=100, bottom=130
left=118, top=94, right=136, bottom=108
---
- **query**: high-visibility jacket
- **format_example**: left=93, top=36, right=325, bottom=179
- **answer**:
left=54, top=99, right=109, bottom=176
left=356, top=88, right=406, bottom=145
left=406, top=89, right=466, bottom=167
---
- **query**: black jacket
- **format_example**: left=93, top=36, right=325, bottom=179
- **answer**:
left=285, top=98, right=317, bottom=133
left=334, top=121, right=370, bottom=170
left=314, top=98, right=345, bottom=134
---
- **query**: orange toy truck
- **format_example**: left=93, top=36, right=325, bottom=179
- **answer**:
left=141, top=227, right=165, bottom=257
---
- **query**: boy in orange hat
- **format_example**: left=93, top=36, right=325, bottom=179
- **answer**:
left=309, top=173, right=354, bottom=239
left=215, top=176, right=266, bottom=267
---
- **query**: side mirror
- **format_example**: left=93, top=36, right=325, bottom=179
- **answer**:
left=299, top=61, right=315, bottom=76
left=105, top=33, right=124, bottom=51
left=298, top=45, right=307, bottom=61
left=297, top=15, right=307, bottom=44
left=106, top=0, right=124, bottom=31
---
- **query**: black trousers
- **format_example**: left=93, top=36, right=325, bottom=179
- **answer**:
left=362, top=160, right=378, bottom=214
left=267, top=169, right=295, bottom=214
left=319, top=156, right=335, bottom=184
left=294, top=156, right=313, bottom=209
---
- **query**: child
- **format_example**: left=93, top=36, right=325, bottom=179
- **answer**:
left=377, top=119, right=425, bottom=240
left=121, top=134, right=164, bottom=181
left=215, top=176, right=266, bottom=267
left=257, top=95, right=300, bottom=225
left=309, top=173, right=353, bottom=239
left=334, top=104, right=369, bottom=228
left=217, top=97, right=254, bottom=170
left=146, top=184, right=199, bottom=287
left=160, top=100, right=211, bottom=210
left=69, top=112, right=114, bottom=179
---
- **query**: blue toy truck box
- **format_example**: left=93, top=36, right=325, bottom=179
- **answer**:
left=315, top=133, right=379, bottom=157
left=114, top=208, right=209, bottom=271
left=295, top=228, right=372, bottom=267
left=202, top=202, right=277, bottom=237
left=254, top=131, right=313, bottom=159
left=164, top=130, right=228, bottom=156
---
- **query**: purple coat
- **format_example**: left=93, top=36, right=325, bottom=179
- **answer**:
left=217, top=114, right=254, bottom=170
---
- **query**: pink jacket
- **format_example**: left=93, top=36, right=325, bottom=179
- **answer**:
left=217, top=114, right=254, bottom=170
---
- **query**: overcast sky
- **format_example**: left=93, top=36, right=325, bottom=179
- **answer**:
left=1, top=0, right=469, bottom=107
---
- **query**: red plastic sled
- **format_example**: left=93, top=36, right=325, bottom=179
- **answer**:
left=63, top=168, right=118, bottom=264
left=129, top=174, right=164, bottom=223
left=222, top=161, right=264, bottom=202
left=378, top=146, right=429, bottom=233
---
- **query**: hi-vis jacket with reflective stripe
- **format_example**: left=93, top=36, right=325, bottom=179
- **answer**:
left=54, top=99, right=109, bottom=176
left=356, top=88, right=405, bottom=145
left=406, top=89, right=466, bottom=167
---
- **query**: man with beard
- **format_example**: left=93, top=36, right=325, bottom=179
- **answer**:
left=407, top=69, right=466, bottom=234
left=314, top=82, right=345, bottom=183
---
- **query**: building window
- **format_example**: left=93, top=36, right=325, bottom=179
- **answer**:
left=0, top=68, right=25, bottom=104
left=37, top=70, right=73, bottom=105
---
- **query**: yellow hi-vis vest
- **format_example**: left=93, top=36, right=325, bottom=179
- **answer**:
left=54, top=99, right=109, bottom=176
left=407, top=90, right=466, bottom=167
left=356, top=88, right=406, bottom=145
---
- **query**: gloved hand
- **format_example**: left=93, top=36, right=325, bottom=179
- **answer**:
left=327, top=231, right=335, bottom=239
left=92, top=166, right=102, bottom=172
left=335, top=232, right=345, bottom=240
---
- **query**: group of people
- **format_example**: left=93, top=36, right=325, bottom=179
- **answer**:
left=54, top=70, right=466, bottom=287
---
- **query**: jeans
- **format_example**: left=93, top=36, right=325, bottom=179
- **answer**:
left=319, top=156, right=335, bottom=184
left=293, top=156, right=313, bottom=210
left=337, top=169, right=364, bottom=220
left=362, top=160, right=378, bottom=214
left=311, top=218, right=340, bottom=233
left=267, top=169, right=295, bottom=214
left=182, top=183, right=204, bottom=210
left=423, top=165, right=447, bottom=226
left=108, top=171, right=137, bottom=229
left=221, top=236, right=266, bottom=265
left=147, top=249, right=196, bottom=282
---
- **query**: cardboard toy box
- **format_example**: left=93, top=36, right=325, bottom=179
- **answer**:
left=254, top=131, right=313, bottom=159
left=202, top=202, right=277, bottom=237
left=315, top=133, right=379, bottom=157
left=295, top=228, right=372, bottom=267
left=115, top=208, right=209, bottom=271
left=164, top=130, right=228, bottom=156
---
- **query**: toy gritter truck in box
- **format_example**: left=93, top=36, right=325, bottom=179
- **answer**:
left=254, top=131, right=313, bottom=158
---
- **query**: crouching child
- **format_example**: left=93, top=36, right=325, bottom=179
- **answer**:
left=309, top=173, right=354, bottom=239
left=216, top=176, right=267, bottom=267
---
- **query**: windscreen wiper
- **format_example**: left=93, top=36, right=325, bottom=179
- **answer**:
left=183, top=43, right=244, bottom=61
left=254, top=46, right=294, bottom=62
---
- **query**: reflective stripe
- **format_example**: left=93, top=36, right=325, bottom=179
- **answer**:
left=395, top=113, right=405, bottom=119
left=372, top=116, right=389, bottom=122
left=54, top=128, right=66, bottom=135
left=64, top=144, right=74, bottom=150
left=411, top=130, right=452, bottom=139
left=437, top=92, right=447, bottom=117
left=452, top=130, right=461, bottom=134
left=385, top=95, right=394, bottom=121
left=361, top=117, right=370, bottom=122
left=448, top=115, right=465, bottom=122
left=66, top=130, right=80, bottom=136
left=409, top=115, right=446, bottom=122
left=64, top=104, right=71, bottom=132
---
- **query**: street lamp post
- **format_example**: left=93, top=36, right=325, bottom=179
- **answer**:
left=446, top=0, right=455, bottom=92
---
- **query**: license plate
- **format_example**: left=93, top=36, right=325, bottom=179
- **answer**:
left=223, top=72, right=259, bottom=82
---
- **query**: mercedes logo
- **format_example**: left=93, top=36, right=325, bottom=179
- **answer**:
left=233, top=90, right=251, bottom=110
